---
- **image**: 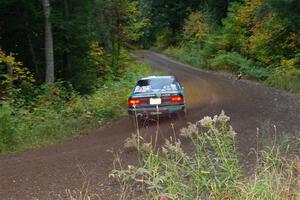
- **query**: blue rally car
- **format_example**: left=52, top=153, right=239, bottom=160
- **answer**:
left=128, top=76, right=186, bottom=118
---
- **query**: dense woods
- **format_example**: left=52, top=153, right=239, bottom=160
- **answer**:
left=0, top=0, right=148, bottom=93
left=1, top=0, right=299, bottom=94
left=159, top=0, right=300, bottom=93
left=0, top=0, right=150, bottom=152
left=0, top=0, right=299, bottom=152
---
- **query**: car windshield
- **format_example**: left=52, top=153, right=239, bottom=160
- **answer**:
left=134, top=78, right=180, bottom=93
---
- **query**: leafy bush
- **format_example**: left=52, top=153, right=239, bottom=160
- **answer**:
left=208, top=52, right=272, bottom=80
left=71, top=42, right=111, bottom=94
left=155, top=28, right=174, bottom=50
left=0, top=50, right=35, bottom=86
left=0, top=102, right=20, bottom=152
left=111, top=112, right=300, bottom=199
left=208, top=52, right=250, bottom=72
left=182, top=11, right=211, bottom=46
left=162, top=0, right=300, bottom=94
left=165, top=48, right=272, bottom=81
left=164, top=46, right=205, bottom=68
left=201, top=33, right=230, bottom=59
left=0, top=61, right=153, bottom=153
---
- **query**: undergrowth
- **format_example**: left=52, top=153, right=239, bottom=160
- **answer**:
left=110, top=112, right=300, bottom=199
left=0, top=61, right=153, bottom=153
left=164, top=47, right=300, bottom=95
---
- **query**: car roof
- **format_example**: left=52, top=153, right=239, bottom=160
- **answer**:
left=140, top=76, right=175, bottom=80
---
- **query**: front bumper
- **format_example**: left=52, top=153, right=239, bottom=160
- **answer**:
left=128, top=104, right=185, bottom=116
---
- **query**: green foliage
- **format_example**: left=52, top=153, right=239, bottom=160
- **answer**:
left=182, top=11, right=211, bottom=46
left=205, top=0, right=230, bottom=24
left=208, top=52, right=272, bottom=80
left=0, top=50, right=35, bottom=86
left=0, top=102, right=19, bottom=152
left=162, top=0, right=300, bottom=94
left=0, top=61, right=153, bottom=153
left=111, top=113, right=300, bottom=199
left=1, top=0, right=299, bottom=94
left=267, top=0, right=300, bottom=31
left=155, top=28, right=173, bottom=50
left=208, top=52, right=248, bottom=72
left=0, top=0, right=44, bottom=81
left=71, top=43, right=101, bottom=94
left=201, top=33, right=227, bottom=59
left=137, top=0, right=202, bottom=47
left=123, top=1, right=150, bottom=43
left=164, top=46, right=205, bottom=68
left=0, top=0, right=150, bottom=92
left=267, top=56, right=300, bottom=94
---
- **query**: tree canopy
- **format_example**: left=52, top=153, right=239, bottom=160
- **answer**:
left=0, top=0, right=299, bottom=94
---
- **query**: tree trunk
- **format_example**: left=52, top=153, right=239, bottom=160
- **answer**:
left=42, top=0, right=55, bottom=84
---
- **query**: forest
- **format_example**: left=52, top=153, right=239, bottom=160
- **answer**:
left=0, top=0, right=299, bottom=150
left=159, top=0, right=300, bottom=93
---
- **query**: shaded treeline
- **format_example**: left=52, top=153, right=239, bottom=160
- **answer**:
left=1, top=0, right=299, bottom=94
left=0, top=0, right=147, bottom=93
left=146, top=0, right=300, bottom=93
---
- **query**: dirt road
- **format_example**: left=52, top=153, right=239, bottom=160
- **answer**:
left=0, top=52, right=299, bottom=200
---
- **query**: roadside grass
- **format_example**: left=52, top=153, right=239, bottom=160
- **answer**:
left=267, top=73, right=300, bottom=95
left=110, top=112, right=300, bottom=199
left=0, top=61, right=154, bottom=153
left=164, top=47, right=205, bottom=68
left=164, top=47, right=300, bottom=95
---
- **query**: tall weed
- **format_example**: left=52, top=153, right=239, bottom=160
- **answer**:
left=111, top=112, right=300, bottom=199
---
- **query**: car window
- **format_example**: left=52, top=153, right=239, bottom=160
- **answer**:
left=134, top=78, right=180, bottom=93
